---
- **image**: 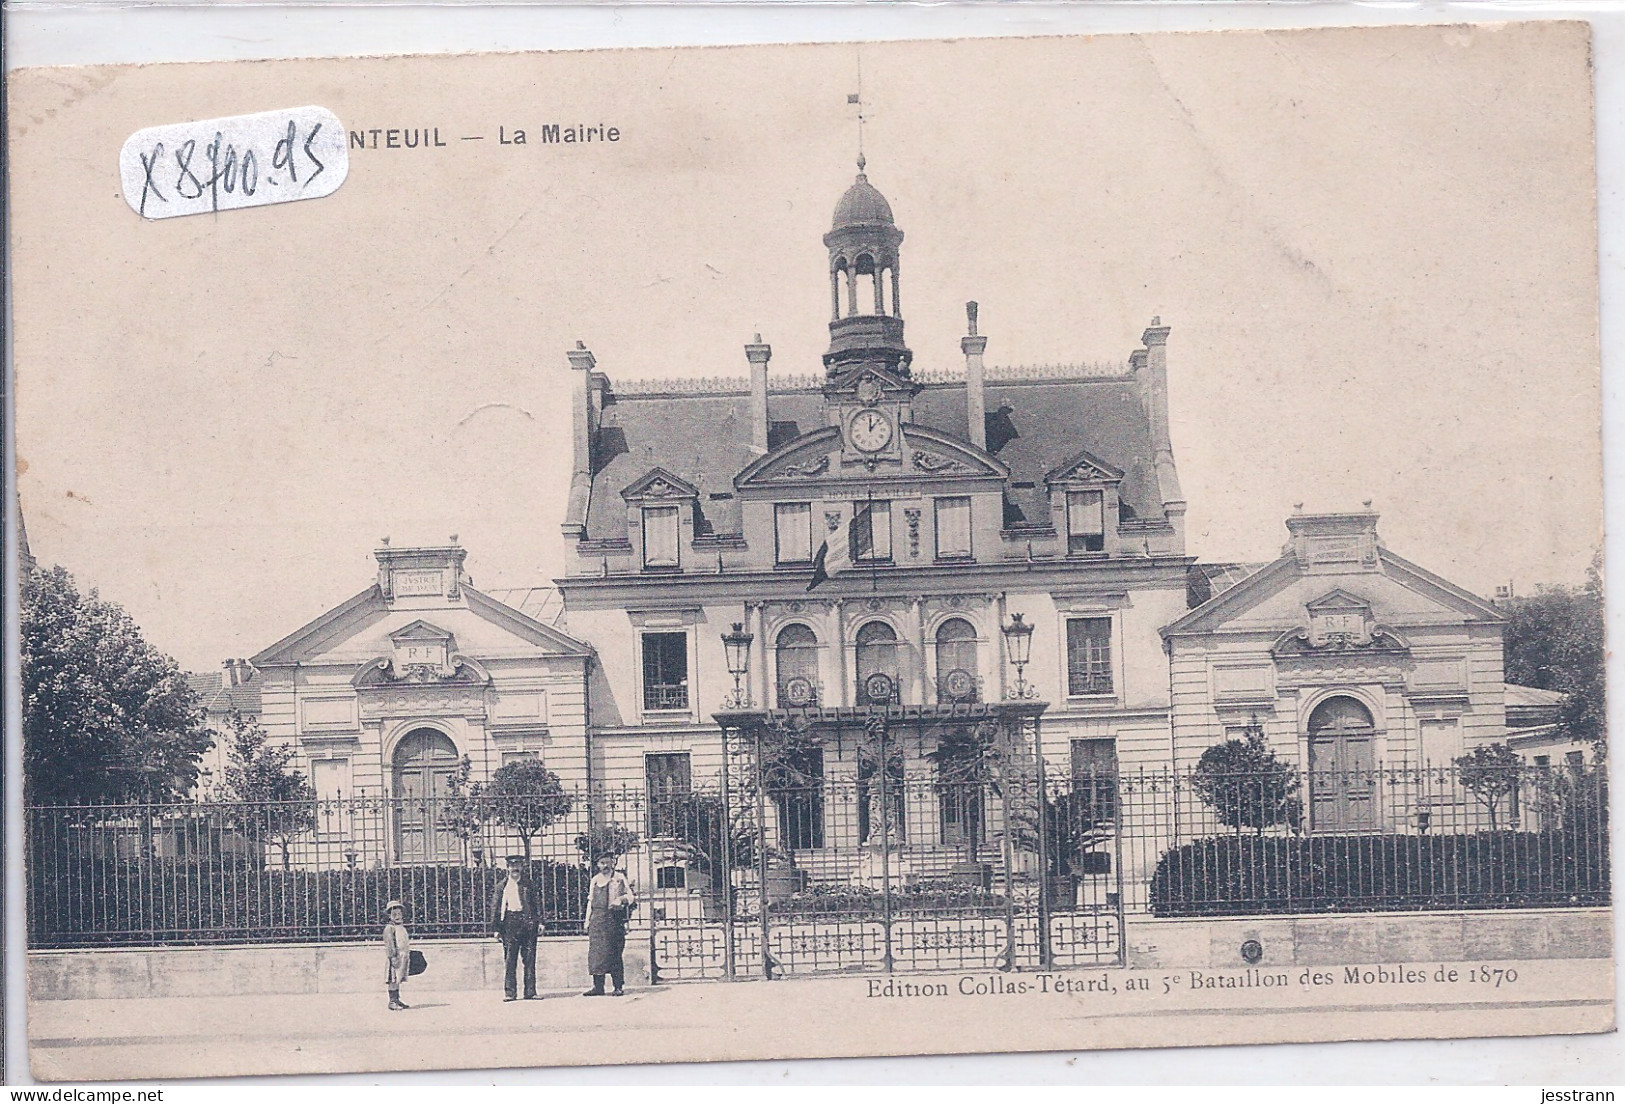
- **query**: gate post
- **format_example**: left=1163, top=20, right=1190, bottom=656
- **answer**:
left=713, top=707, right=767, bottom=981
left=1032, top=713, right=1053, bottom=972
left=753, top=723, right=772, bottom=979
left=717, top=747, right=737, bottom=981
left=873, top=715, right=895, bottom=975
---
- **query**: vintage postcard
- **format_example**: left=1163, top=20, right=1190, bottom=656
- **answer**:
left=7, top=22, right=1610, bottom=1081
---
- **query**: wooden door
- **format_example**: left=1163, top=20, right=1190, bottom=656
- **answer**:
left=1307, top=698, right=1377, bottom=832
left=393, top=729, right=462, bottom=863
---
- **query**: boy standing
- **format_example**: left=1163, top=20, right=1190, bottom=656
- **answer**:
left=384, top=900, right=412, bottom=1010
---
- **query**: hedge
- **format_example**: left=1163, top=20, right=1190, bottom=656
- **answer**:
left=1148, top=829, right=1610, bottom=917
left=28, top=859, right=591, bottom=947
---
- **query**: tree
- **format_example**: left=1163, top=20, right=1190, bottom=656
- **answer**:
left=575, top=824, right=640, bottom=862
left=1190, top=730, right=1303, bottom=835
left=220, top=710, right=317, bottom=870
left=441, top=756, right=490, bottom=862
left=1502, top=555, right=1605, bottom=753
left=1454, top=742, right=1524, bottom=830
left=21, top=565, right=213, bottom=806
left=460, top=759, right=573, bottom=860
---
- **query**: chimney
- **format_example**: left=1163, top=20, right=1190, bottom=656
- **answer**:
left=962, top=302, right=987, bottom=451
left=562, top=342, right=597, bottom=540
left=745, top=333, right=772, bottom=454
left=1141, top=317, right=1172, bottom=461
left=222, top=658, right=236, bottom=687
left=1140, top=317, right=1185, bottom=536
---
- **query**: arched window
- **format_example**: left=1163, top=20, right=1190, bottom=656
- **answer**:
left=935, top=618, right=980, bottom=703
left=855, top=620, right=900, bottom=705
left=854, top=253, right=879, bottom=316
left=775, top=624, right=820, bottom=707
left=1306, top=695, right=1377, bottom=833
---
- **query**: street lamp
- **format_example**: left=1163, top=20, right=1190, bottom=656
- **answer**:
left=722, top=621, right=755, bottom=709
left=1002, top=613, right=1037, bottom=700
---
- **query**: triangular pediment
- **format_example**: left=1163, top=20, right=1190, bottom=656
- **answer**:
left=621, top=466, right=699, bottom=502
left=1304, top=589, right=1372, bottom=614
left=1045, top=447, right=1125, bottom=485
left=388, top=619, right=455, bottom=643
left=251, top=585, right=593, bottom=668
left=1163, top=547, right=1503, bottom=641
left=822, top=364, right=920, bottom=401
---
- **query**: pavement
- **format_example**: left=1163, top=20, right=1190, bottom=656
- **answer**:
left=25, top=959, right=1618, bottom=1082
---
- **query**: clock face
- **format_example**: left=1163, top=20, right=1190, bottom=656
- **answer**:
left=849, top=409, right=894, bottom=453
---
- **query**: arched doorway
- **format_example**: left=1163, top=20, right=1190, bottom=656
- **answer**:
left=392, top=728, right=462, bottom=864
left=1307, top=696, right=1377, bottom=832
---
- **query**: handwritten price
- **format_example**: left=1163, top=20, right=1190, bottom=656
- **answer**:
left=120, top=106, right=349, bottom=220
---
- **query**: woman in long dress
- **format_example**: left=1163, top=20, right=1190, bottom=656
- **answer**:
left=583, top=853, right=635, bottom=996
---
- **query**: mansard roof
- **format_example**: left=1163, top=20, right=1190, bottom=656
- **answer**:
left=584, top=370, right=1160, bottom=543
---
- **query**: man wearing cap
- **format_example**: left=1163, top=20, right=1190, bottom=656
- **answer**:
left=489, top=854, right=542, bottom=1001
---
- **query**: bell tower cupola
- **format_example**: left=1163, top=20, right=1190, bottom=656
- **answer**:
left=823, top=156, right=910, bottom=376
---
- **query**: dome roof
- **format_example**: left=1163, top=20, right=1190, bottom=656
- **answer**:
left=832, top=171, right=894, bottom=230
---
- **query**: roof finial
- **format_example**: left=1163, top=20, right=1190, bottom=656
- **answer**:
left=849, top=51, right=866, bottom=177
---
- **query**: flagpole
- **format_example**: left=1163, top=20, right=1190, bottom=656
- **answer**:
left=868, top=485, right=878, bottom=593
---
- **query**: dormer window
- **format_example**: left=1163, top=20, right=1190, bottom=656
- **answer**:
left=621, top=467, right=699, bottom=572
left=642, top=506, right=680, bottom=569
left=1066, top=491, right=1105, bottom=554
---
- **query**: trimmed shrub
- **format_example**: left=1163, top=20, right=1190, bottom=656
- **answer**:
left=1149, top=829, right=1610, bottom=917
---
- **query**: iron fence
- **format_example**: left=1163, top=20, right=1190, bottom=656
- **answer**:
left=23, top=760, right=1609, bottom=953
left=1117, top=761, right=1610, bottom=915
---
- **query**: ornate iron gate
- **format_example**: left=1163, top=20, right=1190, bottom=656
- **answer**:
left=649, top=704, right=1125, bottom=980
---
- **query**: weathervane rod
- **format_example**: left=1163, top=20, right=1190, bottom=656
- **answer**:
left=849, top=51, right=866, bottom=172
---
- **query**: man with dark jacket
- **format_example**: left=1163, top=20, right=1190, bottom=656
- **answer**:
left=490, top=854, right=542, bottom=1001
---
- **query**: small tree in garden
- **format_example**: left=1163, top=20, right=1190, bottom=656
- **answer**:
left=575, top=823, right=640, bottom=862
left=442, top=756, right=489, bottom=861
left=463, top=759, right=573, bottom=860
left=1190, top=730, right=1303, bottom=835
left=1454, top=743, right=1524, bottom=830
left=221, top=710, right=318, bottom=870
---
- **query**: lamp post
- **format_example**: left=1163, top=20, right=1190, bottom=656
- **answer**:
left=1002, top=612, right=1037, bottom=700
left=999, top=612, right=1052, bottom=969
left=714, top=621, right=766, bottom=980
left=722, top=622, right=754, bottom=710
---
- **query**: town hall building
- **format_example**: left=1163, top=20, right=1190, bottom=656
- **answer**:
left=229, top=156, right=1551, bottom=888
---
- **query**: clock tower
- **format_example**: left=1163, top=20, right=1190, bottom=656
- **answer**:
left=823, top=157, right=917, bottom=466
left=823, top=156, right=910, bottom=377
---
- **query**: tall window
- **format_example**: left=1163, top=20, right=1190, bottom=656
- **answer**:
left=642, top=631, right=689, bottom=711
left=855, top=620, right=901, bottom=705
left=775, top=502, right=812, bottom=564
left=935, top=496, right=972, bottom=559
left=854, top=500, right=892, bottom=561
left=1066, top=617, right=1114, bottom=696
left=646, top=752, right=692, bottom=837
left=1066, top=490, right=1105, bottom=554
left=642, top=506, right=680, bottom=568
left=935, top=618, right=979, bottom=702
left=775, top=623, right=820, bottom=707
left=312, top=758, right=352, bottom=839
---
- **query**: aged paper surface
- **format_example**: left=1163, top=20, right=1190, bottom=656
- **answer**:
left=8, top=22, right=1610, bottom=1081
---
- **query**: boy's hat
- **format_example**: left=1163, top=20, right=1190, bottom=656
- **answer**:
left=385, top=899, right=404, bottom=914
left=504, top=854, right=526, bottom=866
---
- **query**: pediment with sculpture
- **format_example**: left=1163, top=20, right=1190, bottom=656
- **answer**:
left=736, top=424, right=1005, bottom=489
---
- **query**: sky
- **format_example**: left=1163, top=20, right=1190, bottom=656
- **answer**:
left=9, top=23, right=1602, bottom=672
